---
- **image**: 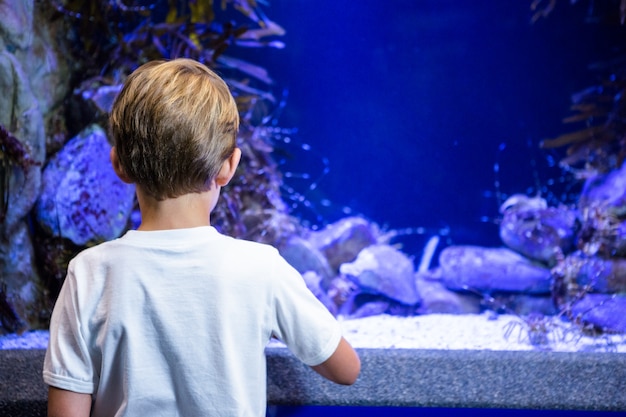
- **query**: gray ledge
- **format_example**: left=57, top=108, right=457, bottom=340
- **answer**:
left=2, top=348, right=625, bottom=416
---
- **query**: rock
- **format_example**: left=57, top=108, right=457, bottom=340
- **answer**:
left=578, top=207, right=626, bottom=258
left=576, top=164, right=626, bottom=257
left=67, top=83, right=123, bottom=132
left=339, top=293, right=391, bottom=319
left=415, top=271, right=481, bottom=314
left=32, top=232, right=82, bottom=287
left=571, top=294, right=626, bottom=333
left=0, top=221, right=47, bottom=332
left=579, top=162, right=626, bottom=215
left=35, top=124, right=135, bottom=245
left=555, top=251, right=626, bottom=293
left=576, top=164, right=626, bottom=256
left=439, top=245, right=553, bottom=294
left=499, top=194, right=548, bottom=213
left=0, top=0, right=34, bottom=50
left=338, top=291, right=418, bottom=319
left=327, top=274, right=358, bottom=309
left=279, top=236, right=334, bottom=287
left=499, top=198, right=577, bottom=265
left=339, top=244, right=419, bottom=305
left=307, top=216, right=379, bottom=271
left=25, top=4, right=73, bottom=151
left=0, top=51, right=45, bottom=231
left=82, top=84, right=123, bottom=114
left=0, top=0, right=76, bottom=333
left=490, top=294, right=558, bottom=316
left=301, top=271, right=336, bottom=315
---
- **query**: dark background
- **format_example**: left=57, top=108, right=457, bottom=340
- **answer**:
left=235, top=0, right=624, bottom=260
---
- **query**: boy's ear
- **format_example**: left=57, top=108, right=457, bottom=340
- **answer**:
left=215, top=148, right=241, bottom=187
left=110, top=147, right=133, bottom=184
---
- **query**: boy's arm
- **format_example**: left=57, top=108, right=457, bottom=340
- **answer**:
left=310, top=337, right=360, bottom=385
left=48, top=386, right=92, bottom=417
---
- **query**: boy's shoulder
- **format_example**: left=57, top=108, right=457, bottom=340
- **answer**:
left=69, top=228, right=283, bottom=269
left=67, top=235, right=128, bottom=266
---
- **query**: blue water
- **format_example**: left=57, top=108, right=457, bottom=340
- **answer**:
left=248, top=7, right=626, bottom=412
left=240, top=0, right=625, bottom=258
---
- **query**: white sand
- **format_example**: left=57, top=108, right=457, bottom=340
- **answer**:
left=3, top=313, right=625, bottom=352
left=336, top=313, right=626, bottom=352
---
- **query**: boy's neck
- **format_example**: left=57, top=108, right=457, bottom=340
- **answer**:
left=135, top=187, right=220, bottom=231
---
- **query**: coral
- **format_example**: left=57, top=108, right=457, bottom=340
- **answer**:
left=211, top=121, right=302, bottom=245
left=45, top=1, right=294, bottom=245
left=532, top=0, right=626, bottom=174
left=540, top=70, right=626, bottom=174
left=530, top=0, right=626, bottom=25
left=46, top=0, right=284, bottom=89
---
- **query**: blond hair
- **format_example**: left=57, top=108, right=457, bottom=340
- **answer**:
left=109, top=58, right=239, bottom=200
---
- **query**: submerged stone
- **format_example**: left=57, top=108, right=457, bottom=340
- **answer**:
left=558, top=251, right=626, bottom=293
left=35, top=124, right=135, bottom=245
left=490, top=294, right=558, bottom=317
left=82, top=84, right=122, bottom=114
left=576, top=164, right=626, bottom=257
left=339, top=292, right=391, bottom=319
left=0, top=51, right=45, bottom=232
left=0, top=221, right=46, bottom=333
left=0, top=0, right=34, bottom=50
left=578, top=207, right=626, bottom=258
left=415, top=272, right=481, bottom=314
left=439, top=245, right=552, bottom=294
left=279, top=236, right=334, bottom=287
left=327, top=274, right=359, bottom=310
left=500, top=205, right=577, bottom=265
left=579, top=162, right=626, bottom=214
left=307, top=216, right=379, bottom=272
left=301, top=271, right=337, bottom=316
left=571, top=294, right=626, bottom=333
left=338, top=291, right=418, bottom=319
left=339, top=244, right=419, bottom=305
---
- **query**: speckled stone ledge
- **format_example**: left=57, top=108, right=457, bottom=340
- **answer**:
left=1, top=348, right=625, bottom=416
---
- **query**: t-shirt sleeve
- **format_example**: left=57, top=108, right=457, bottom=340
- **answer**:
left=42, top=264, right=97, bottom=394
left=270, top=254, right=343, bottom=366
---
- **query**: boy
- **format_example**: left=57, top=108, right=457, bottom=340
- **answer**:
left=43, top=58, right=360, bottom=417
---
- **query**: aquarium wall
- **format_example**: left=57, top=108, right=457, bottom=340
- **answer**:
left=2, top=0, right=626, bottom=357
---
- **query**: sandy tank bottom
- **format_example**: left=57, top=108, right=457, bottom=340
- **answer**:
left=2, top=313, right=625, bottom=352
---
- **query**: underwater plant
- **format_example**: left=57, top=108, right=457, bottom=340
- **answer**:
left=540, top=61, right=626, bottom=175
left=47, top=0, right=284, bottom=81
left=532, top=0, right=626, bottom=175
left=531, top=0, right=626, bottom=25
left=43, top=0, right=297, bottom=246
left=503, top=312, right=566, bottom=348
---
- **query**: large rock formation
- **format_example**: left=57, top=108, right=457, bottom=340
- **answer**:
left=0, top=0, right=73, bottom=331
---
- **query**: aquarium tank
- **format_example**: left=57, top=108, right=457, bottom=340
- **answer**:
left=1, top=0, right=625, bottom=415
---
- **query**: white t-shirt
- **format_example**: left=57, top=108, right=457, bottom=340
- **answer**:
left=43, top=226, right=342, bottom=417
